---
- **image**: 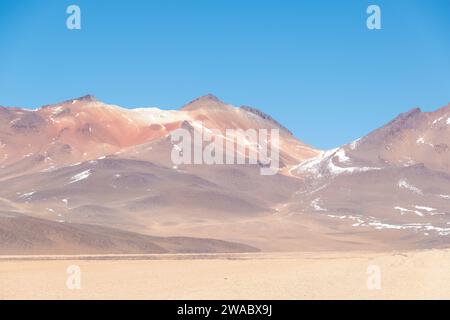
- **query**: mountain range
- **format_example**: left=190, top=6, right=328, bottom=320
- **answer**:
left=0, top=94, right=449, bottom=254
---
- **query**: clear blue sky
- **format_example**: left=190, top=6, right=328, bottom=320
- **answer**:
left=0, top=0, right=449, bottom=149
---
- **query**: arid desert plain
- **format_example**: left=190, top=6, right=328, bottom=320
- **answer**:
left=1, top=249, right=450, bottom=300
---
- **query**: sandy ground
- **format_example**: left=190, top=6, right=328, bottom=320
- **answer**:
left=1, top=250, right=450, bottom=299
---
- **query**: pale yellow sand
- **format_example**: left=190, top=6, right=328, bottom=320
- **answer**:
left=1, top=250, right=450, bottom=299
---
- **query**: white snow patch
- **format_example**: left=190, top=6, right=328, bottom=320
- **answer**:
left=294, top=148, right=380, bottom=178
left=433, top=117, right=444, bottom=125
left=415, top=205, right=435, bottom=212
left=335, top=149, right=350, bottom=163
left=69, top=169, right=92, bottom=184
left=20, top=191, right=35, bottom=199
left=311, top=198, right=327, bottom=211
left=415, top=137, right=435, bottom=147
left=349, top=138, right=361, bottom=150
left=327, top=159, right=380, bottom=176
left=398, top=179, right=423, bottom=195
left=69, top=162, right=81, bottom=167
left=293, top=149, right=338, bottom=176
left=51, top=106, right=63, bottom=115
left=394, top=206, right=423, bottom=217
left=130, top=108, right=184, bottom=124
left=326, top=213, right=450, bottom=235
left=394, top=206, right=409, bottom=214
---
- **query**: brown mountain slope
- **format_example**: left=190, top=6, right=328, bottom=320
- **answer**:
left=288, top=103, right=450, bottom=246
left=342, top=104, right=450, bottom=173
left=0, top=94, right=319, bottom=180
left=0, top=213, right=258, bottom=255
